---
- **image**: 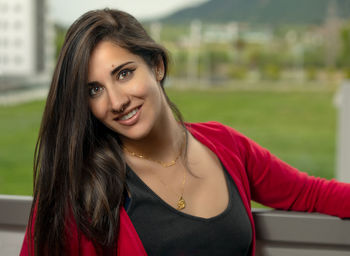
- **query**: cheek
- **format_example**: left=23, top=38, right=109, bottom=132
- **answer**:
left=129, top=79, right=150, bottom=97
left=131, top=70, right=159, bottom=97
left=89, top=99, right=107, bottom=121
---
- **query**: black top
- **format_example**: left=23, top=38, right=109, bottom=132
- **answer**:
left=125, top=164, right=252, bottom=256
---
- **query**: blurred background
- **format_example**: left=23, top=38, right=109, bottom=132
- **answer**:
left=1, top=0, right=349, bottom=196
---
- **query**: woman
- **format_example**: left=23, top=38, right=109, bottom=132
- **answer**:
left=20, top=8, right=350, bottom=256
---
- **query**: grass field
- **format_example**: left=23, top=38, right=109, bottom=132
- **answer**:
left=0, top=87, right=337, bottom=195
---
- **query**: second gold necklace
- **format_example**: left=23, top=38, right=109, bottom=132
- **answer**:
left=124, top=131, right=187, bottom=210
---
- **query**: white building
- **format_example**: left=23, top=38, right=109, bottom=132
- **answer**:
left=0, top=0, right=54, bottom=80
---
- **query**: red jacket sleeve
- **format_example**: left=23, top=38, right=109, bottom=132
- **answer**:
left=224, top=124, right=350, bottom=218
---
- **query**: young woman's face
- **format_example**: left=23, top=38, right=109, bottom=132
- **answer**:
left=87, top=41, right=165, bottom=140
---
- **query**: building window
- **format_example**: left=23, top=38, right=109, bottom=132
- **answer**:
left=14, top=20, right=22, bottom=30
left=14, top=3, right=22, bottom=13
left=2, top=20, right=8, bottom=30
left=3, top=55, right=9, bottom=64
left=14, top=55, right=22, bottom=65
left=3, top=38, right=8, bottom=48
left=14, top=38, right=22, bottom=47
left=0, top=38, right=8, bottom=48
left=0, top=3, right=8, bottom=13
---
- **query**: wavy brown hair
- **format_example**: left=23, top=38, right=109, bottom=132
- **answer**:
left=28, top=9, right=185, bottom=255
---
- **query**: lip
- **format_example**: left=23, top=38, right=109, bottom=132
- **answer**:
left=114, top=105, right=142, bottom=126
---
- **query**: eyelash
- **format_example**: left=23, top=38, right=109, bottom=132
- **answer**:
left=117, top=68, right=135, bottom=80
left=88, top=85, right=103, bottom=97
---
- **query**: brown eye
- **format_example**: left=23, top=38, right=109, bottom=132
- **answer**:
left=118, top=68, right=134, bottom=80
left=89, top=85, right=104, bottom=97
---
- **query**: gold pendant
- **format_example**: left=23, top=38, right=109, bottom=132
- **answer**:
left=177, top=196, right=186, bottom=210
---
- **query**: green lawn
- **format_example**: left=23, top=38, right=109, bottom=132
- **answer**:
left=0, top=100, right=45, bottom=195
left=0, top=88, right=337, bottom=195
left=167, top=88, right=336, bottom=179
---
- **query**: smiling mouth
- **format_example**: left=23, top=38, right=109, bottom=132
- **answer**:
left=117, top=107, right=140, bottom=121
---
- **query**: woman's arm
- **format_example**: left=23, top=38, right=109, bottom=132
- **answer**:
left=226, top=125, right=350, bottom=218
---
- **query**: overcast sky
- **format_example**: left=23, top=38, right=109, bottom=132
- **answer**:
left=49, top=0, right=207, bottom=26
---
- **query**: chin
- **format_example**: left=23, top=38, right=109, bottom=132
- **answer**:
left=122, top=132, right=147, bottom=141
left=116, top=125, right=153, bottom=141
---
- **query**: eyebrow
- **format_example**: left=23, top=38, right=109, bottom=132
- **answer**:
left=111, top=61, right=135, bottom=76
left=87, top=61, right=135, bottom=86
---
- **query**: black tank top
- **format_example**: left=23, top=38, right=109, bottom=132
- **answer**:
left=125, top=164, right=252, bottom=256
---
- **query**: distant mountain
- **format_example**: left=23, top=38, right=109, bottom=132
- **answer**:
left=160, top=0, right=350, bottom=25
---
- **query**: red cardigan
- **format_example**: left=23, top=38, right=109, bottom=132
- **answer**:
left=20, top=121, right=350, bottom=255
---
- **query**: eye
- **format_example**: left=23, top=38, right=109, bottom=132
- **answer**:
left=118, top=68, right=135, bottom=81
left=88, top=85, right=104, bottom=97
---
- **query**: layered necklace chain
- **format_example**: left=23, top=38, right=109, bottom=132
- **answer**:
left=123, top=131, right=187, bottom=210
left=123, top=144, right=182, bottom=168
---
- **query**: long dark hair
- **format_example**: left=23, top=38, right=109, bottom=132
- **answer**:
left=28, top=9, right=184, bottom=255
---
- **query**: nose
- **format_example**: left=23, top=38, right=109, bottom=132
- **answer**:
left=107, top=86, right=130, bottom=113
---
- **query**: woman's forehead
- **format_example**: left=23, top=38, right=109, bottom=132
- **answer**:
left=90, top=41, right=136, bottom=63
left=87, top=41, right=146, bottom=82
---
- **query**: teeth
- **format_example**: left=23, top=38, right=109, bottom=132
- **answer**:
left=119, top=108, right=138, bottom=121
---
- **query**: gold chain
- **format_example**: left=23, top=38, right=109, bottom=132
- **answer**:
left=178, top=168, right=186, bottom=210
left=123, top=131, right=186, bottom=168
left=124, top=131, right=187, bottom=210
left=123, top=147, right=182, bottom=168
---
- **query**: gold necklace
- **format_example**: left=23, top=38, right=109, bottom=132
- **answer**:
left=177, top=170, right=186, bottom=210
left=123, top=146, right=182, bottom=168
left=124, top=131, right=187, bottom=210
left=123, top=131, right=186, bottom=167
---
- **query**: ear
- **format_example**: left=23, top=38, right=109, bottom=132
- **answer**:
left=154, top=57, right=165, bottom=81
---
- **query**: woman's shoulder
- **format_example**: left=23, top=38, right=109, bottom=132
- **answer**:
left=185, top=121, right=247, bottom=141
left=186, top=121, right=264, bottom=160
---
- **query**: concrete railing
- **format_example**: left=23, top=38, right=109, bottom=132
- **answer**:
left=1, top=195, right=349, bottom=255
left=254, top=209, right=350, bottom=256
left=0, top=195, right=31, bottom=256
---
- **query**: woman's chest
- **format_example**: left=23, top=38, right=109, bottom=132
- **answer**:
left=125, top=163, right=252, bottom=256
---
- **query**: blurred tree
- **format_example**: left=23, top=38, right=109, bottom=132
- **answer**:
left=303, top=46, right=326, bottom=68
left=227, top=65, right=248, bottom=80
left=260, top=64, right=281, bottom=81
left=168, top=49, right=188, bottom=77
left=339, top=23, right=350, bottom=69
left=324, top=0, right=341, bottom=68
